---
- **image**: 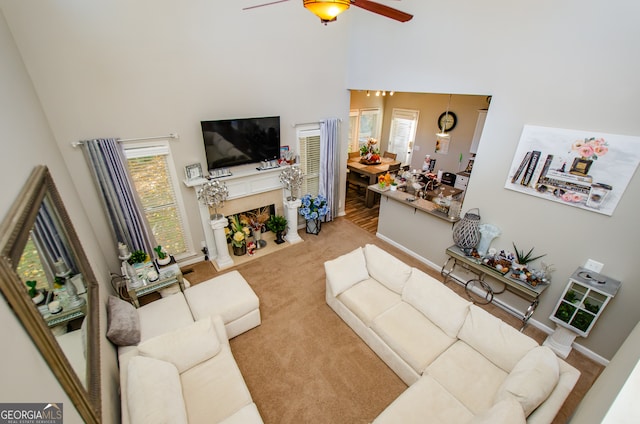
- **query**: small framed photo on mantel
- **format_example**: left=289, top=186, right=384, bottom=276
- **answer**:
left=185, top=163, right=203, bottom=182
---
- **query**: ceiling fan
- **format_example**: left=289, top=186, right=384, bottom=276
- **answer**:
left=243, top=0, right=413, bottom=25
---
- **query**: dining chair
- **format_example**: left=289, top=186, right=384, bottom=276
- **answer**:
left=383, top=151, right=397, bottom=160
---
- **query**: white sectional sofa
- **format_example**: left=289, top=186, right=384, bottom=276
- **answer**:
left=324, top=244, right=581, bottom=424
left=108, top=270, right=263, bottom=424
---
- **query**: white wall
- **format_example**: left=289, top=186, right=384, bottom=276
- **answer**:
left=0, top=0, right=351, bottom=270
left=347, top=0, right=640, bottom=361
left=0, top=10, right=117, bottom=423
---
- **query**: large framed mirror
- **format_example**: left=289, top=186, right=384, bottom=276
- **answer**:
left=0, top=165, right=101, bottom=423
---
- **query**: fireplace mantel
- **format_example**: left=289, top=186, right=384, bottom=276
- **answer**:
left=184, top=163, right=291, bottom=265
left=183, top=163, right=286, bottom=199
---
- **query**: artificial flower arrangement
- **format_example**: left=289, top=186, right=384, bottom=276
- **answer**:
left=299, top=194, right=328, bottom=220
left=242, top=206, right=271, bottom=234
left=360, top=138, right=381, bottom=164
left=226, top=215, right=251, bottom=247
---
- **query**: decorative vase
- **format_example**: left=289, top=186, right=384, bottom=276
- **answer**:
left=274, top=231, right=285, bottom=245
left=452, top=208, right=481, bottom=254
left=157, top=256, right=171, bottom=266
left=569, top=157, right=593, bottom=176
left=232, top=244, right=246, bottom=256
left=306, top=218, right=322, bottom=235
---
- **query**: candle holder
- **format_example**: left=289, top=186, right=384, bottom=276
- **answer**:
left=55, top=259, right=85, bottom=309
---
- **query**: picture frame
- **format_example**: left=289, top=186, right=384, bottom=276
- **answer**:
left=185, top=163, right=203, bottom=181
left=280, top=145, right=290, bottom=158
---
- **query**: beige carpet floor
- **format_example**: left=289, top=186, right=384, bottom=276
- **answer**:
left=180, top=217, right=602, bottom=424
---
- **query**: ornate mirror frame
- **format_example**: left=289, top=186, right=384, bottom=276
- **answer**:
left=0, top=165, right=101, bottom=422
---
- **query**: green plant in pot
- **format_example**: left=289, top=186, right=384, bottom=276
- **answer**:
left=266, top=214, right=288, bottom=245
left=26, top=280, right=44, bottom=304
left=512, top=242, right=546, bottom=269
left=128, top=250, right=148, bottom=265
left=153, top=245, right=171, bottom=265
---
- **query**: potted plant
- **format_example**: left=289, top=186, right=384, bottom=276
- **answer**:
left=266, top=214, right=287, bottom=244
left=299, top=194, right=328, bottom=235
left=511, top=242, right=546, bottom=270
left=128, top=250, right=148, bottom=265
left=26, top=280, right=44, bottom=304
left=154, top=245, right=171, bottom=266
left=227, top=215, right=251, bottom=255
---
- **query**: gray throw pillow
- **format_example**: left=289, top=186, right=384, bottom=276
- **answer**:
left=106, top=295, right=141, bottom=346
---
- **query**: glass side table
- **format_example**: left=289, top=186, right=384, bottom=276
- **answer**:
left=126, top=262, right=184, bottom=308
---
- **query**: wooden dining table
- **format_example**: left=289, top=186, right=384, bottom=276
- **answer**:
left=347, top=157, right=402, bottom=207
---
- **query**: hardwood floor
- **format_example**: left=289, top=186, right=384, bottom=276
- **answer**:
left=344, top=184, right=379, bottom=234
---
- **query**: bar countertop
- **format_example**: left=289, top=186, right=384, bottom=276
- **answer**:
left=368, top=184, right=460, bottom=223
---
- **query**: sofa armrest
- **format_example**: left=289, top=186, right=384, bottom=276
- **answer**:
left=527, top=360, right=580, bottom=424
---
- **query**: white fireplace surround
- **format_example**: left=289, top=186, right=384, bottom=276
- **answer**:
left=184, top=163, right=292, bottom=262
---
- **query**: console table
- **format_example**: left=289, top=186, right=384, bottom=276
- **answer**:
left=441, top=245, right=549, bottom=329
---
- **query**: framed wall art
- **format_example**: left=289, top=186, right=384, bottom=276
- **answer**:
left=504, top=125, right=640, bottom=216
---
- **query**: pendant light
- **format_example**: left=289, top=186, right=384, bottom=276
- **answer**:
left=303, top=0, right=350, bottom=24
left=436, top=94, right=453, bottom=138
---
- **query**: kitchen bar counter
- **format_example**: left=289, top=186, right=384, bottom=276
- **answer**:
left=368, top=184, right=460, bottom=223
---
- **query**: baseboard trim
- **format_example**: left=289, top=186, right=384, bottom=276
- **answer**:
left=375, top=233, right=610, bottom=366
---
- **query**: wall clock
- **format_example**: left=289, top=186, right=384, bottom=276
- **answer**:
left=437, top=111, right=457, bottom=132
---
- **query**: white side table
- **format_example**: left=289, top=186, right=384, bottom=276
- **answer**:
left=283, top=198, right=303, bottom=244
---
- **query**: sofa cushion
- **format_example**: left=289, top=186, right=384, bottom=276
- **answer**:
left=338, top=278, right=401, bottom=326
left=127, top=356, right=188, bottom=424
left=458, top=305, right=538, bottom=372
left=181, top=348, right=254, bottom=423
left=495, top=346, right=560, bottom=416
left=138, top=317, right=221, bottom=373
left=402, top=268, right=471, bottom=338
left=471, top=396, right=525, bottom=424
left=106, top=295, right=141, bottom=346
left=372, top=302, right=457, bottom=374
left=324, top=247, right=370, bottom=296
left=373, top=375, right=474, bottom=424
left=363, top=244, right=412, bottom=294
left=427, top=341, right=508, bottom=415
left=137, top=292, right=195, bottom=342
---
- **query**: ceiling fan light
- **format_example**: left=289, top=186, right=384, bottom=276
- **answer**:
left=303, top=0, right=350, bottom=22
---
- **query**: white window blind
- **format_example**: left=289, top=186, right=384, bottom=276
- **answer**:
left=123, top=142, right=191, bottom=258
left=388, top=108, right=420, bottom=165
left=298, top=128, right=321, bottom=197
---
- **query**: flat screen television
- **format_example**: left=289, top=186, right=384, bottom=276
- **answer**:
left=201, top=116, right=280, bottom=171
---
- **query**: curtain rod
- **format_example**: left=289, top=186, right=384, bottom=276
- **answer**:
left=70, top=133, right=179, bottom=148
left=291, top=119, right=342, bottom=128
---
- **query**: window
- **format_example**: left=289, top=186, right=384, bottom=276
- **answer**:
left=123, top=142, right=192, bottom=258
left=297, top=127, right=321, bottom=197
left=17, top=235, right=48, bottom=290
left=349, top=108, right=382, bottom=153
left=388, top=108, right=420, bottom=165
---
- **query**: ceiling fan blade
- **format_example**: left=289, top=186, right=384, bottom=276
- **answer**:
left=243, top=0, right=291, bottom=11
left=350, top=0, right=413, bottom=22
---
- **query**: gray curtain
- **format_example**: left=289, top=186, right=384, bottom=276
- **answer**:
left=33, top=198, right=77, bottom=281
left=81, top=138, right=155, bottom=256
left=319, top=118, right=339, bottom=221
